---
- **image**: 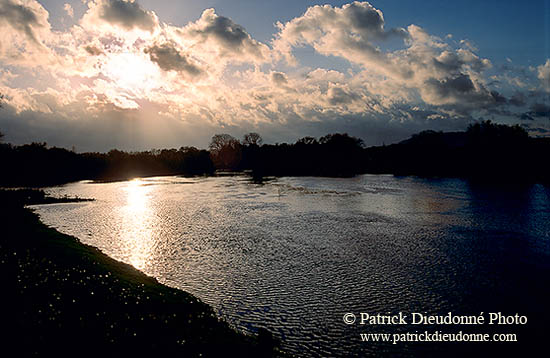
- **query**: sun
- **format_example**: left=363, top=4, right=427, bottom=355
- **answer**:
left=102, top=51, right=163, bottom=93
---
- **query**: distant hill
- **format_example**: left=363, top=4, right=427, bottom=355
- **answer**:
left=363, top=121, right=549, bottom=182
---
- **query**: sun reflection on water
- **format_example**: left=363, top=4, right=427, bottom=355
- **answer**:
left=121, top=179, right=156, bottom=270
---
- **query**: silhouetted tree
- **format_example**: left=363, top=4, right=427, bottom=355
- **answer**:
left=240, top=133, right=263, bottom=173
left=463, top=120, right=530, bottom=179
left=242, top=132, right=263, bottom=147
left=319, top=133, right=364, bottom=148
left=466, top=120, right=528, bottom=145
left=317, top=133, right=364, bottom=176
left=209, top=134, right=242, bottom=170
left=296, top=136, right=318, bottom=146
left=1, top=123, right=548, bottom=186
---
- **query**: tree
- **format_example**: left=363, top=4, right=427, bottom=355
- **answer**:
left=295, top=136, right=318, bottom=146
left=319, top=133, right=364, bottom=148
left=466, top=120, right=528, bottom=144
left=209, top=134, right=242, bottom=170
left=242, top=132, right=263, bottom=147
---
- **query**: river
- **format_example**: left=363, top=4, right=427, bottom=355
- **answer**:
left=32, top=175, right=550, bottom=357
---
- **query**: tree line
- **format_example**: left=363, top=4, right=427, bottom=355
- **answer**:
left=0, top=142, right=213, bottom=186
left=0, top=120, right=549, bottom=187
left=209, top=122, right=549, bottom=183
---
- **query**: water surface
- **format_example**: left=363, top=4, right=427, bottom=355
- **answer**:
left=33, top=175, right=550, bottom=357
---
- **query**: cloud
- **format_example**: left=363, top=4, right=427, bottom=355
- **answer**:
left=527, top=103, right=550, bottom=119
left=424, top=74, right=475, bottom=100
left=82, top=0, right=158, bottom=32
left=327, top=85, right=360, bottom=106
left=273, top=1, right=407, bottom=68
left=520, top=113, right=534, bottom=121
left=84, top=44, right=103, bottom=56
left=538, top=59, right=550, bottom=91
left=273, top=2, right=497, bottom=113
left=0, top=0, right=56, bottom=67
left=509, top=92, right=526, bottom=107
left=271, top=72, right=288, bottom=86
left=0, top=1, right=549, bottom=151
left=0, top=0, right=48, bottom=45
left=63, top=3, right=74, bottom=18
left=144, top=42, right=202, bottom=76
left=177, top=8, right=270, bottom=64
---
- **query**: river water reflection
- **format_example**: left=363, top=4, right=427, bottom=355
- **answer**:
left=32, top=175, right=550, bottom=357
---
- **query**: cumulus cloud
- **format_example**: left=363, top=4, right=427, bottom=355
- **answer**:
left=175, top=8, right=270, bottom=64
left=0, top=1, right=549, bottom=151
left=82, top=0, right=158, bottom=32
left=144, top=42, right=202, bottom=76
left=273, top=1, right=407, bottom=68
left=538, top=59, right=550, bottom=91
left=0, top=0, right=60, bottom=69
left=327, top=85, right=360, bottom=106
left=424, top=74, right=475, bottom=101
left=0, top=0, right=48, bottom=44
left=273, top=1, right=499, bottom=114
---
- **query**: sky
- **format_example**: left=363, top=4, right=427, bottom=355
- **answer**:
left=0, top=0, right=549, bottom=151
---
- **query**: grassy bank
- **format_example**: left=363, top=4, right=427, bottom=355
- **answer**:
left=0, top=190, right=279, bottom=357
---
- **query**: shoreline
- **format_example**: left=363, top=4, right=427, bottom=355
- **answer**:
left=0, top=190, right=281, bottom=357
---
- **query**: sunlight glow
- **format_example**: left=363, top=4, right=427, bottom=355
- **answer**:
left=121, top=179, right=156, bottom=270
left=102, top=52, right=162, bottom=94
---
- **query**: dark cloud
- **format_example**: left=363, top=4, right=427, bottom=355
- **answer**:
left=271, top=72, right=288, bottom=86
left=97, top=0, right=156, bottom=31
left=433, top=52, right=462, bottom=74
left=432, top=50, right=490, bottom=78
left=509, top=92, right=526, bottom=107
left=201, top=15, right=248, bottom=47
left=189, top=9, right=267, bottom=60
left=180, top=9, right=268, bottom=62
left=527, top=103, right=550, bottom=119
left=344, top=1, right=407, bottom=40
left=490, top=91, right=507, bottom=104
left=425, top=74, right=475, bottom=99
left=465, top=55, right=491, bottom=73
left=520, top=113, right=534, bottom=121
left=0, top=0, right=44, bottom=44
left=145, top=43, right=202, bottom=76
left=421, top=74, right=515, bottom=115
left=84, top=45, right=103, bottom=56
left=328, top=87, right=360, bottom=105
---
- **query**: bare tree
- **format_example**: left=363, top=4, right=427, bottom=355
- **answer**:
left=242, top=132, right=263, bottom=147
left=209, top=134, right=242, bottom=169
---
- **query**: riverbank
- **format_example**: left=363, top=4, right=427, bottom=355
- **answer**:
left=0, top=190, right=280, bottom=357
